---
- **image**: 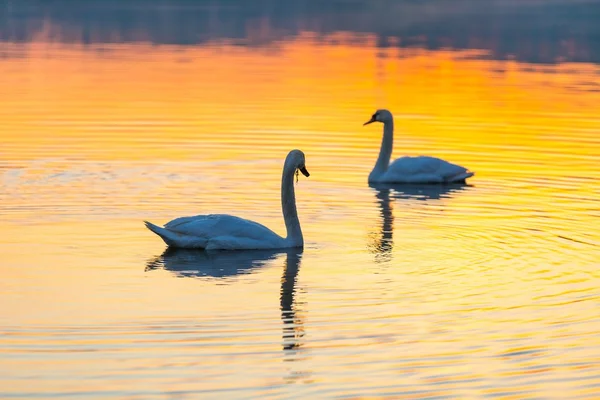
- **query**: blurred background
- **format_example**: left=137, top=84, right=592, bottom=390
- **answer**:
left=1, top=1, right=599, bottom=398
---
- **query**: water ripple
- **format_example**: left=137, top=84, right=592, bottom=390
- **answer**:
left=2, top=5, right=600, bottom=397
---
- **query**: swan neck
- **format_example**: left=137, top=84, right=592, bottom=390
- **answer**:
left=370, top=120, right=394, bottom=180
left=281, top=162, right=303, bottom=247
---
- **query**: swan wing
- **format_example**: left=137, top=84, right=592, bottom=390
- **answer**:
left=385, top=156, right=474, bottom=183
left=165, top=214, right=279, bottom=241
left=145, top=214, right=283, bottom=249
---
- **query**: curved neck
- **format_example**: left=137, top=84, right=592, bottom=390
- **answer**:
left=370, top=120, right=394, bottom=181
left=281, top=162, right=303, bottom=247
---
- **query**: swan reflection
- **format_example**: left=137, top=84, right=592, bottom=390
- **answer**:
left=367, top=183, right=471, bottom=262
left=145, top=248, right=284, bottom=278
left=369, top=182, right=471, bottom=201
left=280, top=250, right=304, bottom=352
left=145, top=248, right=305, bottom=353
left=367, top=185, right=394, bottom=262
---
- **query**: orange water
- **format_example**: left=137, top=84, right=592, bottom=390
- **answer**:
left=1, top=8, right=599, bottom=399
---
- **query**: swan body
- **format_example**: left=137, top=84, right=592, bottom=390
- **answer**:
left=145, top=215, right=286, bottom=250
left=377, top=155, right=473, bottom=184
left=144, top=149, right=310, bottom=250
left=364, top=109, right=474, bottom=184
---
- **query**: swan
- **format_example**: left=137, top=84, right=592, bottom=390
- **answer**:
left=144, top=149, right=310, bottom=250
left=364, top=109, right=474, bottom=184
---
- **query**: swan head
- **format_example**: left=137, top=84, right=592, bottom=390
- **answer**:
left=286, top=149, right=310, bottom=177
left=363, top=109, right=393, bottom=125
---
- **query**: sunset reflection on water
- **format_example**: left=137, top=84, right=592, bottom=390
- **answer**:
left=1, top=2, right=599, bottom=398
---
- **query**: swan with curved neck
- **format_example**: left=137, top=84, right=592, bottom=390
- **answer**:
left=364, top=109, right=474, bottom=184
left=144, top=149, right=310, bottom=250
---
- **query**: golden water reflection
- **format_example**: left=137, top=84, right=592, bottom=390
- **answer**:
left=1, top=32, right=599, bottom=398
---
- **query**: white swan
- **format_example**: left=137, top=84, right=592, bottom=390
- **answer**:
left=364, top=109, right=474, bottom=184
left=144, top=149, right=310, bottom=250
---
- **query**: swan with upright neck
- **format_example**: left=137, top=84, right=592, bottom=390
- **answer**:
left=144, top=149, right=310, bottom=250
left=364, top=109, right=474, bottom=184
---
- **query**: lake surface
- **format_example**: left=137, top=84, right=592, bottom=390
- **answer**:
left=1, top=1, right=599, bottom=398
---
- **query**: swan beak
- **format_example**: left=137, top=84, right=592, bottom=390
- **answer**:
left=299, top=166, right=310, bottom=177
left=363, top=117, right=376, bottom=126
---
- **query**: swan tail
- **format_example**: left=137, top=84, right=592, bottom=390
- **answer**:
left=144, top=221, right=177, bottom=246
left=144, top=220, right=207, bottom=249
left=448, top=171, right=474, bottom=184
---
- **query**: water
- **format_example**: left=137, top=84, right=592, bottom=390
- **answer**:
left=1, top=1, right=600, bottom=398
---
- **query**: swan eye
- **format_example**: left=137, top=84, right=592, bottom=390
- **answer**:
left=372, top=113, right=378, bottom=120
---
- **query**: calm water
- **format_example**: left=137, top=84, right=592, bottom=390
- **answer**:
left=1, top=1, right=600, bottom=398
